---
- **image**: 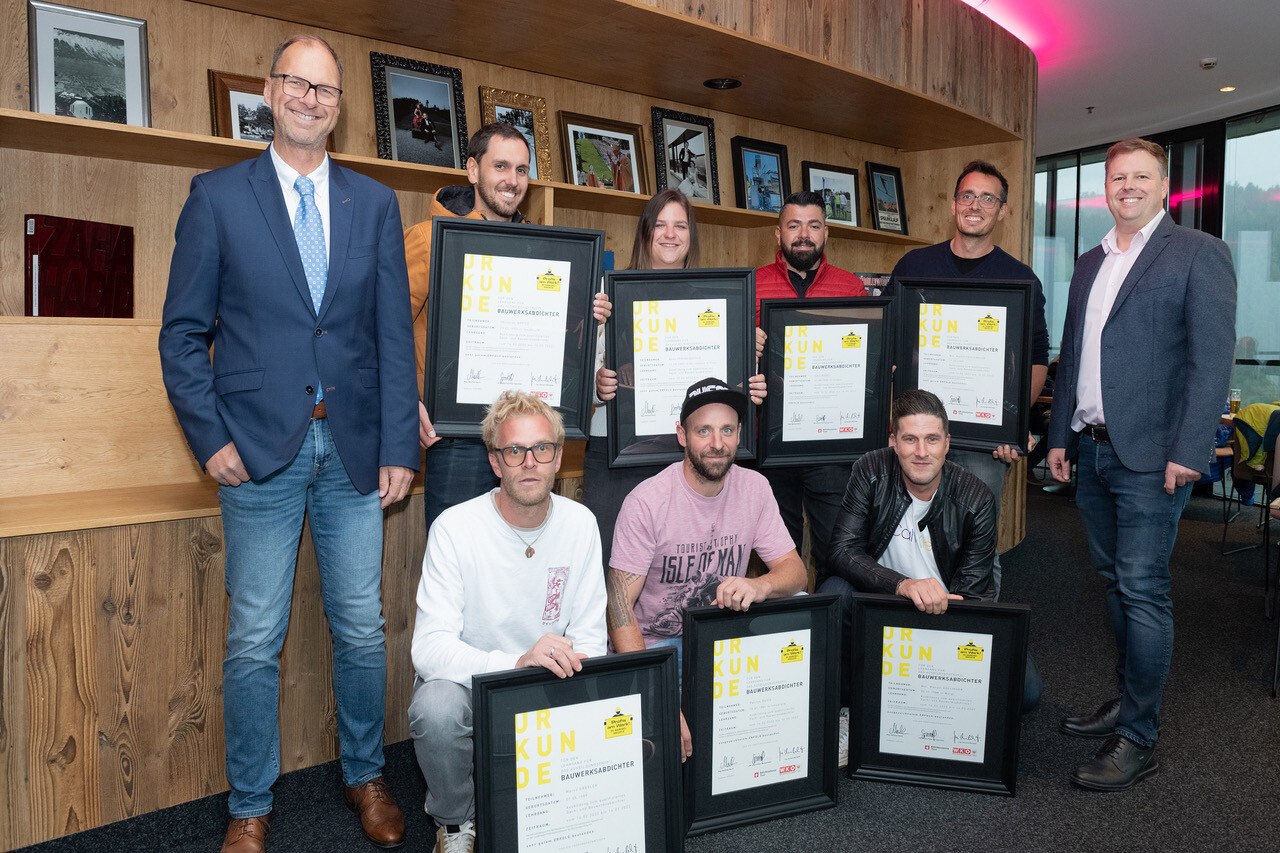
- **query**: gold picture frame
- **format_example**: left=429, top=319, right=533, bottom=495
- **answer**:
left=479, top=85, right=552, bottom=181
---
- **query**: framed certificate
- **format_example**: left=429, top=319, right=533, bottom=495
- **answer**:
left=681, top=596, right=841, bottom=835
left=473, top=648, right=684, bottom=853
left=604, top=268, right=757, bottom=467
left=894, top=278, right=1034, bottom=453
left=424, top=218, right=604, bottom=440
left=758, top=297, right=894, bottom=467
left=848, top=593, right=1029, bottom=795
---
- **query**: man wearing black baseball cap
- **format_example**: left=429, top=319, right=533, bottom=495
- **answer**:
left=606, top=377, right=807, bottom=761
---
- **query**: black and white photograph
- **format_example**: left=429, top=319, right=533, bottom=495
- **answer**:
left=479, top=85, right=552, bottom=181
left=370, top=52, right=467, bottom=169
left=731, top=136, right=791, bottom=213
left=558, top=112, right=646, bottom=194
left=651, top=106, right=719, bottom=204
left=231, top=94, right=272, bottom=142
left=802, top=161, right=861, bottom=227
left=28, top=1, right=150, bottom=126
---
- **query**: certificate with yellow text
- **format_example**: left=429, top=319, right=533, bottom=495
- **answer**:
left=632, top=297, right=728, bottom=435
left=878, top=626, right=993, bottom=763
left=514, top=693, right=646, bottom=852
left=781, top=324, right=868, bottom=442
left=457, top=253, right=572, bottom=406
left=916, top=303, right=1006, bottom=426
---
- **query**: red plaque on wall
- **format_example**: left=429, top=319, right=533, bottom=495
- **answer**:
left=24, top=214, right=135, bottom=317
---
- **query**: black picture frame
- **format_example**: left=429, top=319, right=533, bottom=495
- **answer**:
left=894, top=278, right=1034, bottom=453
left=758, top=297, right=894, bottom=467
left=730, top=136, right=791, bottom=213
left=651, top=106, right=720, bottom=204
left=849, top=593, right=1029, bottom=796
left=682, top=596, right=841, bottom=835
left=801, top=161, right=860, bottom=227
left=604, top=268, right=757, bottom=467
left=865, top=161, right=908, bottom=235
left=424, top=218, right=604, bottom=440
left=473, top=648, right=684, bottom=853
left=370, top=51, right=467, bottom=169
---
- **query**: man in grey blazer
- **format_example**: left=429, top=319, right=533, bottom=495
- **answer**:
left=1047, top=138, right=1236, bottom=791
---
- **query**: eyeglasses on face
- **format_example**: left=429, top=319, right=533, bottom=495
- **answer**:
left=493, top=442, right=561, bottom=466
left=270, top=73, right=343, bottom=106
left=954, top=190, right=1005, bottom=210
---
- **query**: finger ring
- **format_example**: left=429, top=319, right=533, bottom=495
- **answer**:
left=549, top=648, right=556, bottom=657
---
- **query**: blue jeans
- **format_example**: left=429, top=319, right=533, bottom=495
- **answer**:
left=1075, top=435, right=1190, bottom=748
left=219, top=419, right=387, bottom=818
left=424, top=438, right=497, bottom=532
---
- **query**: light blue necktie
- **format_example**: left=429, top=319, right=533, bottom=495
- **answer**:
left=294, top=175, right=327, bottom=402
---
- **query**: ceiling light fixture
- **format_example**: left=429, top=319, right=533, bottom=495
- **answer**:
left=703, top=77, right=741, bottom=90
left=1220, top=85, right=1237, bottom=93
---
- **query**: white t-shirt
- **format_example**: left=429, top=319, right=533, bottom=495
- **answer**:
left=880, top=494, right=942, bottom=585
left=411, top=490, right=608, bottom=685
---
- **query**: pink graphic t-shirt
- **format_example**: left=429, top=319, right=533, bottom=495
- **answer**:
left=610, top=462, right=795, bottom=644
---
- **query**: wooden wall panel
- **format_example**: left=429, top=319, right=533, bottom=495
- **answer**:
left=0, top=495, right=424, bottom=850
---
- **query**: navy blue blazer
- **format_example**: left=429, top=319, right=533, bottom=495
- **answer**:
left=159, top=149, right=420, bottom=494
left=1048, top=214, right=1236, bottom=474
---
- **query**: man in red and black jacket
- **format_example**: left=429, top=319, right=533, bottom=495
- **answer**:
left=754, top=191, right=867, bottom=587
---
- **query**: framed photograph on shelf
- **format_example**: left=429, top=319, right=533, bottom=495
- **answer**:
left=801, top=161, right=860, bottom=227
left=424, top=218, right=604, bottom=441
left=758, top=297, right=894, bottom=467
left=208, top=71, right=272, bottom=142
left=895, top=278, right=1034, bottom=453
left=370, top=51, right=467, bottom=168
left=651, top=107, right=719, bottom=204
left=682, top=596, right=841, bottom=835
left=866, top=161, right=908, bottom=234
left=604, top=268, right=757, bottom=467
left=848, top=594, right=1030, bottom=796
left=558, top=111, right=647, bottom=193
left=730, top=136, right=790, bottom=213
left=479, top=85, right=551, bottom=181
left=27, top=0, right=150, bottom=126
left=474, top=648, right=684, bottom=853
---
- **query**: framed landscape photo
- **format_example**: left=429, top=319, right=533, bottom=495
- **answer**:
left=895, top=278, right=1034, bottom=453
left=370, top=51, right=467, bottom=168
left=28, top=0, right=150, bottom=126
left=651, top=107, right=719, bottom=204
left=208, top=71, right=273, bottom=142
left=604, top=268, right=757, bottom=467
left=424, top=218, right=604, bottom=440
left=473, top=648, right=684, bottom=853
left=730, top=136, right=790, bottom=213
left=758, top=297, right=894, bottom=467
left=558, top=111, right=647, bottom=194
left=848, top=594, right=1030, bottom=796
left=801, top=161, right=860, bottom=227
left=866, top=161, right=908, bottom=234
left=480, top=86, right=551, bottom=181
left=682, top=596, right=841, bottom=835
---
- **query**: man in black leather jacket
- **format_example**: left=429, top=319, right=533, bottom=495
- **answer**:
left=825, top=389, right=1041, bottom=712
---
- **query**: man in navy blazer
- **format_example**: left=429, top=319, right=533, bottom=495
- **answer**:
left=159, top=35, right=417, bottom=852
left=1048, top=138, right=1236, bottom=791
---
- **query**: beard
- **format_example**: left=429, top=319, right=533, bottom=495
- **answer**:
left=688, top=449, right=732, bottom=483
left=781, top=240, right=823, bottom=271
left=477, top=180, right=521, bottom=219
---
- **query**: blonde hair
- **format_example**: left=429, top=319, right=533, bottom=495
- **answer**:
left=1105, top=138, right=1168, bottom=178
left=481, top=390, right=565, bottom=449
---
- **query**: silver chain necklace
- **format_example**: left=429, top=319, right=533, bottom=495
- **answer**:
left=492, top=494, right=553, bottom=558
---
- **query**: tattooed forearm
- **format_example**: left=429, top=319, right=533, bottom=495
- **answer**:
left=606, top=569, right=642, bottom=629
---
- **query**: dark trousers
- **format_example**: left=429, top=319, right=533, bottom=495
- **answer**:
left=761, top=463, right=852, bottom=580
left=424, top=438, right=498, bottom=533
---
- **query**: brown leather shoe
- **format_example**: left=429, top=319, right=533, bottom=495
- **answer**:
left=344, top=777, right=405, bottom=848
left=221, top=815, right=269, bottom=853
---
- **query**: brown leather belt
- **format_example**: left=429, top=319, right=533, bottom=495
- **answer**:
left=312, top=400, right=327, bottom=419
left=1082, top=423, right=1110, bottom=443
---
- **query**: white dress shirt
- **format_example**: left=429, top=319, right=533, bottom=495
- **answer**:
left=1071, top=209, right=1166, bottom=431
left=268, top=144, right=332, bottom=255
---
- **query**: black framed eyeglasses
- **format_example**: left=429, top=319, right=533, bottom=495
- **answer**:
left=954, top=190, right=1005, bottom=209
left=493, top=442, right=561, bottom=466
left=270, top=73, right=343, bottom=106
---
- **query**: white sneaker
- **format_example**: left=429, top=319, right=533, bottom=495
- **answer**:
left=435, top=820, right=475, bottom=853
left=838, top=706, right=850, bottom=768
